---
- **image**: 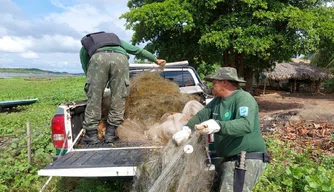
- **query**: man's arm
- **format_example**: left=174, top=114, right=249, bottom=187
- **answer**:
left=172, top=106, right=212, bottom=145
left=80, top=47, right=90, bottom=75
left=120, top=40, right=165, bottom=65
left=186, top=103, right=214, bottom=129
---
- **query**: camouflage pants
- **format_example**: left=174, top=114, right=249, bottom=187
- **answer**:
left=83, top=51, right=129, bottom=131
left=213, top=159, right=266, bottom=192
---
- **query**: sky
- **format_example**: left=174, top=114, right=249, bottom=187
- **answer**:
left=0, top=0, right=135, bottom=73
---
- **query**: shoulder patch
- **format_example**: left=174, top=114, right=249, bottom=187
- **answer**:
left=239, top=106, right=248, bottom=117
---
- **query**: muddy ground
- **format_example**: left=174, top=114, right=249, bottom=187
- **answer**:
left=255, top=89, right=334, bottom=156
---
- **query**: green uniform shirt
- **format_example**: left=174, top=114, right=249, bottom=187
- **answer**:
left=186, top=89, right=267, bottom=158
left=80, top=39, right=157, bottom=75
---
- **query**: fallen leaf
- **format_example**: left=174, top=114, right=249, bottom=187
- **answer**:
left=313, top=123, right=321, bottom=129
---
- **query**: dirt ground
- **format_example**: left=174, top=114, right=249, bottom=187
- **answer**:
left=255, top=89, right=334, bottom=156
left=256, top=90, right=334, bottom=123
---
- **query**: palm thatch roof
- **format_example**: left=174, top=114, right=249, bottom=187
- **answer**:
left=263, top=62, right=333, bottom=81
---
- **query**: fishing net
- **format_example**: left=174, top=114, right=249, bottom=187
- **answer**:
left=101, top=72, right=202, bottom=145
left=101, top=72, right=214, bottom=191
left=132, top=132, right=215, bottom=192
left=124, top=71, right=199, bottom=127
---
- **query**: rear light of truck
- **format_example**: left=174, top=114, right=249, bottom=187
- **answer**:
left=208, top=134, right=214, bottom=143
left=51, top=114, right=68, bottom=148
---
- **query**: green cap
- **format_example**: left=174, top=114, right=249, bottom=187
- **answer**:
left=204, top=67, right=246, bottom=83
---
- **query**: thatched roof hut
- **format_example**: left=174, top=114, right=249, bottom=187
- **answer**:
left=263, top=62, right=333, bottom=81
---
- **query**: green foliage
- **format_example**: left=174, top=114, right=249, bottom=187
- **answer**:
left=307, top=8, right=334, bottom=86
left=0, top=76, right=86, bottom=191
left=53, top=178, right=133, bottom=192
left=1, top=76, right=333, bottom=191
left=254, top=136, right=334, bottom=192
left=195, top=61, right=220, bottom=79
left=311, top=37, right=334, bottom=71
left=324, top=78, right=334, bottom=93
left=122, top=0, right=334, bottom=85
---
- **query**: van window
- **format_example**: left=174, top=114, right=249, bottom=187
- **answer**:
left=160, top=71, right=195, bottom=87
left=129, top=69, right=154, bottom=78
left=129, top=69, right=195, bottom=87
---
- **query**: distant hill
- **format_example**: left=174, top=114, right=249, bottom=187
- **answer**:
left=0, top=68, right=83, bottom=75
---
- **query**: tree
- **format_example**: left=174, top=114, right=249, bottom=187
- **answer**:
left=310, top=37, right=334, bottom=94
left=311, top=38, right=334, bottom=73
left=121, top=0, right=334, bottom=92
left=308, top=6, right=334, bottom=71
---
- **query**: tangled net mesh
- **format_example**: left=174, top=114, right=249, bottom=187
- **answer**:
left=101, top=72, right=214, bottom=191
left=132, top=132, right=214, bottom=192
left=124, top=71, right=198, bottom=126
left=102, top=72, right=202, bottom=146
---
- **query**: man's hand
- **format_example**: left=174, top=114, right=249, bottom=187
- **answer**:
left=155, top=59, right=166, bottom=68
left=195, top=119, right=220, bottom=134
left=172, top=126, right=191, bottom=146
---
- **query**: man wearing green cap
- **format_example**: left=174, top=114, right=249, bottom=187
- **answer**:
left=172, top=67, right=269, bottom=192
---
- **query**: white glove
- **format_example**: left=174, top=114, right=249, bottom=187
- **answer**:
left=195, top=119, right=220, bottom=134
left=172, top=126, right=192, bottom=146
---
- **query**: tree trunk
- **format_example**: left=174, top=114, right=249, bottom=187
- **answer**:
left=292, top=79, right=297, bottom=92
left=263, top=78, right=267, bottom=95
left=237, top=53, right=244, bottom=78
left=223, top=50, right=229, bottom=66
left=309, top=81, right=315, bottom=92
left=254, top=72, right=260, bottom=87
left=296, top=82, right=300, bottom=92
left=314, top=80, right=321, bottom=94
left=230, top=48, right=236, bottom=68
left=244, top=67, right=254, bottom=94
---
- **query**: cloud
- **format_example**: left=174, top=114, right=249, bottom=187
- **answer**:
left=0, top=54, right=14, bottom=66
left=0, top=0, right=22, bottom=16
left=20, top=51, right=39, bottom=59
left=0, top=35, right=80, bottom=53
left=0, top=0, right=134, bottom=73
left=0, top=6, right=81, bottom=39
left=0, top=52, right=81, bottom=73
left=34, top=35, right=80, bottom=53
left=35, top=52, right=82, bottom=73
left=0, top=36, right=32, bottom=53
left=46, top=1, right=131, bottom=39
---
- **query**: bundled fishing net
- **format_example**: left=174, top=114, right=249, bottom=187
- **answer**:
left=101, top=71, right=214, bottom=191
left=124, top=71, right=199, bottom=126
left=102, top=72, right=202, bottom=145
left=132, top=132, right=215, bottom=192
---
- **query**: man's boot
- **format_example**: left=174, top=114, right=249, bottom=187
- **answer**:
left=105, top=125, right=118, bottom=143
left=81, top=129, right=100, bottom=144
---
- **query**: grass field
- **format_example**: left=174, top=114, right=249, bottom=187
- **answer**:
left=0, top=76, right=135, bottom=191
left=0, top=76, right=333, bottom=191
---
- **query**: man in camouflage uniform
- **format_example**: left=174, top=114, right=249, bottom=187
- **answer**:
left=80, top=31, right=166, bottom=144
left=173, top=67, right=269, bottom=191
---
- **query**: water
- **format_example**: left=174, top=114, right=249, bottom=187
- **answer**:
left=0, top=72, right=75, bottom=78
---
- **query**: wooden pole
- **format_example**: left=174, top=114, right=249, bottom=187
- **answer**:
left=263, top=78, right=267, bottom=95
left=27, top=120, right=31, bottom=164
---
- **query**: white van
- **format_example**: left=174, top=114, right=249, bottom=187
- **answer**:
left=129, top=61, right=212, bottom=104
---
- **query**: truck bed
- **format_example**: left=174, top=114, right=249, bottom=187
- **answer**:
left=38, top=147, right=160, bottom=177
